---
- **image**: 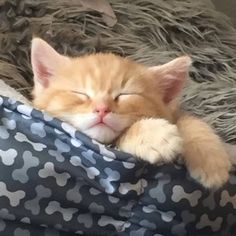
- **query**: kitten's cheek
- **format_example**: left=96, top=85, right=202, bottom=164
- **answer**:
left=59, top=114, right=98, bottom=131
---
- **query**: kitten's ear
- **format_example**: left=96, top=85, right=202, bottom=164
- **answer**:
left=149, top=56, right=192, bottom=103
left=31, top=38, right=70, bottom=88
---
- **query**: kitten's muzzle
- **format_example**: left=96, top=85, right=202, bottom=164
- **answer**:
left=93, top=104, right=110, bottom=119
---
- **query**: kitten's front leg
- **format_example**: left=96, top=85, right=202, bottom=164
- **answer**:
left=116, top=118, right=183, bottom=164
left=177, top=114, right=231, bottom=188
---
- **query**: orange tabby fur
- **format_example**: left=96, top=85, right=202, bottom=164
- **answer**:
left=31, top=38, right=231, bottom=188
left=33, top=53, right=172, bottom=121
left=177, top=114, right=230, bottom=188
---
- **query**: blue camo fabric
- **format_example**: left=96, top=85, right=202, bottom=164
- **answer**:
left=0, top=95, right=235, bottom=236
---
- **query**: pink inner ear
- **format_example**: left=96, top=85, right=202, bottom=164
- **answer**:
left=149, top=56, right=191, bottom=104
left=31, top=38, right=70, bottom=89
left=35, top=61, right=53, bottom=87
left=162, top=73, right=186, bottom=103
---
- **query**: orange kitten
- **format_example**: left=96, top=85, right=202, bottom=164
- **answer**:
left=31, top=38, right=231, bottom=188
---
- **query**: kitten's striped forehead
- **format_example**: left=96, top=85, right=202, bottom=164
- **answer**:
left=60, top=53, right=146, bottom=96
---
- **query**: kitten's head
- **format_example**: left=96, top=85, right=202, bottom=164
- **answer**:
left=31, top=38, right=191, bottom=143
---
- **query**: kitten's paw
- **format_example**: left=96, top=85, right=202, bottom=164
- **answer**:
left=118, top=118, right=183, bottom=164
left=188, top=152, right=231, bottom=188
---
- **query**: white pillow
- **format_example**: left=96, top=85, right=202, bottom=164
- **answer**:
left=0, top=80, right=30, bottom=105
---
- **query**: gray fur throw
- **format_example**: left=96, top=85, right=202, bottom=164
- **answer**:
left=0, top=0, right=235, bottom=142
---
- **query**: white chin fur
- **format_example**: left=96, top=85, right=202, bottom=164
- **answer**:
left=84, top=125, right=120, bottom=143
left=60, top=113, right=130, bottom=144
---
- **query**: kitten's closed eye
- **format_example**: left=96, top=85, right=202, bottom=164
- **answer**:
left=115, top=93, right=140, bottom=101
left=71, top=91, right=90, bottom=100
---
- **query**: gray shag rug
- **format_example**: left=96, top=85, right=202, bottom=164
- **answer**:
left=0, top=0, right=236, bottom=142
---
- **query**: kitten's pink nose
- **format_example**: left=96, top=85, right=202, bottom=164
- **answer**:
left=93, top=104, right=110, bottom=118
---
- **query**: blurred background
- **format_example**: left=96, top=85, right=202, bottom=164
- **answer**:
left=213, top=0, right=236, bottom=26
